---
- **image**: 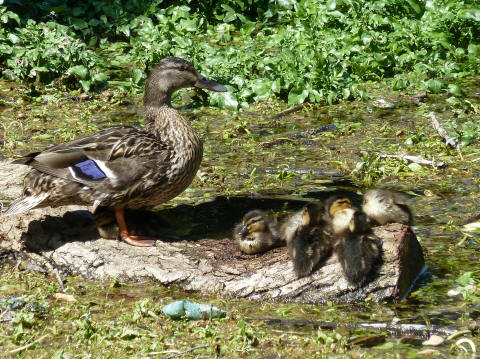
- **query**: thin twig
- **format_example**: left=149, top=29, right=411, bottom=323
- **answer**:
left=52, top=267, right=66, bottom=292
left=150, top=345, right=209, bottom=358
left=427, top=112, right=463, bottom=160
left=8, top=334, right=49, bottom=354
left=270, top=104, right=307, bottom=119
left=377, top=153, right=445, bottom=169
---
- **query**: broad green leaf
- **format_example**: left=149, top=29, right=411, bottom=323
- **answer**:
left=7, top=33, right=20, bottom=44
left=92, top=73, right=108, bottom=83
left=69, top=65, right=88, bottom=79
left=447, top=84, right=463, bottom=97
left=70, top=17, right=88, bottom=30
left=250, top=78, right=272, bottom=100
left=79, top=80, right=91, bottom=92
left=326, top=0, right=336, bottom=10
left=210, top=91, right=238, bottom=110
left=132, top=69, right=143, bottom=84
left=288, top=87, right=308, bottom=104
left=425, top=79, right=443, bottom=94
left=277, top=0, right=295, bottom=9
left=406, top=0, right=423, bottom=15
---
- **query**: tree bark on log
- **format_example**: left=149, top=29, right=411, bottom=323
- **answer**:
left=0, top=160, right=425, bottom=303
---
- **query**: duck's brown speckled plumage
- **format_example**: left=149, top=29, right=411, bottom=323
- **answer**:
left=4, top=57, right=226, bottom=246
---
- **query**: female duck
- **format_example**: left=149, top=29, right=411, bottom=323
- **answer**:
left=3, top=57, right=227, bottom=247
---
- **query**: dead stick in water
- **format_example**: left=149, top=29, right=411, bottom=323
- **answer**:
left=270, top=104, right=307, bottom=119
left=377, top=153, right=445, bottom=169
left=427, top=112, right=463, bottom=160
left=250, top=318, right=459, bottom=338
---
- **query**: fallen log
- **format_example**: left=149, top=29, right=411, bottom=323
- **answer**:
left=0, top=160, right=425, bottom=303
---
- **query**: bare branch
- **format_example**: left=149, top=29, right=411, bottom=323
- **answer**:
left=377, top=153, right=446, bottom=169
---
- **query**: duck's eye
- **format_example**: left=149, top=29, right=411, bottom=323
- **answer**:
left=178, top=65, right=186, bottom=71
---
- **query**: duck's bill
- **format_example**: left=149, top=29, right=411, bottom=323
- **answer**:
left=238, top=226, right=249, bottom=236
left=195, top=75, right=227, bottom=92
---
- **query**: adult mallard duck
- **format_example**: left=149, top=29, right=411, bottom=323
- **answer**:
left=3, top=57, right=227, bottom=247
left=233, top=210, right=282, bottom=255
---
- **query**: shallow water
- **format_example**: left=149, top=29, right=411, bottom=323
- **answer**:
left=1, top=77, right=480, bottom=356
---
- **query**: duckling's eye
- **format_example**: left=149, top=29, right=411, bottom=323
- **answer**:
left=178, top=65, right=186, bottom=71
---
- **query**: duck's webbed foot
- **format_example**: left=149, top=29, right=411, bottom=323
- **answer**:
left=115, top=208, right=156, bottom=247
left=120, top=234, right=156, bottom=247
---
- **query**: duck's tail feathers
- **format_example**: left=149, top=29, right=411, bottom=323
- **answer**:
left=1, top=193, right=49, bottom=216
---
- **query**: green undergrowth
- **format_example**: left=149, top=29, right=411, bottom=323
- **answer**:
left=1, top=0, right=479, bottom=107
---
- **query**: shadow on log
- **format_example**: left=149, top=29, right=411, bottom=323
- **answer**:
left=0, top=161, right=425, bottom=303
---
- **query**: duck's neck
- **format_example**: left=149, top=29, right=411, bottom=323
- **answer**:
left=143, top=103, right=202, bottom=158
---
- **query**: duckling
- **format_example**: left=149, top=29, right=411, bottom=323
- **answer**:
left=285, top=202, right=333, bottom=278
left=322, top=196, right=354, bottom=235
left=93, top=206, right=171, bottom=239
left=2, top=57, right=227, bottom=246
left=324, top=196, right=353, bottom=221
left=281, top=201, right=324, bottom=246
left=333, top=209, right=382, bottom=287
left=234, top=210, right=282, bottom=254
left=362, top=189, right=412, bottom=226
left=93, top=206, right=118, bottom=239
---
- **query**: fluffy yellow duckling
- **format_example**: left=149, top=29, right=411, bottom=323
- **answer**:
left=233, top=210, right=282, bottom=254
left=362, top=189, right=412, bottom=225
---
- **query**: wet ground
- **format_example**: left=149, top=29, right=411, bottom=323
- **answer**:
left=1, top=78, right=480, bottom=357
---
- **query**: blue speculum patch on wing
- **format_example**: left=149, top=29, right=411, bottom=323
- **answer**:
left=71, top=159, right=106, bottom=180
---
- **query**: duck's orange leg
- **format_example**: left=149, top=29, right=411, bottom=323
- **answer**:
left=115, top=208, right=156, bottom=247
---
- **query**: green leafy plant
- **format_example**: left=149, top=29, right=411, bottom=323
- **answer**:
left=0, top=0, right=479, bottom=107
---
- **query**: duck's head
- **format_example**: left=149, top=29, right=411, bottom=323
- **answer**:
left=326, top=196, right=352, bottom=218
left=237, top=210, right=269, bottom=237
left=301, top=202, right=324, bottom=227
left=144, top=57, right=227, bottom=106
left=348, top=210, right=370, bottom=234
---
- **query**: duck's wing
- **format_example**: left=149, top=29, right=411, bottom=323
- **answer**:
left=388, top=191, right=409, bottom=205
left=14, top=126, right=172, bottom=193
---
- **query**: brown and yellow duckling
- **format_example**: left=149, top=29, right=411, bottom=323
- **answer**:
left=322, top=196, right=354, bottom=235
left=234, top=210, right=282, bottom=255
left=2, top=57, right=227, bottom=246
left=333, top=208, right=382, bottom=287
left=283, top=202, right=333, bottom=278
left=362, top=189, right=412, bottom=226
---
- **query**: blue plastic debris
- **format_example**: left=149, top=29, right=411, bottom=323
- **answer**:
left=162, top=300, right=227, bottom=320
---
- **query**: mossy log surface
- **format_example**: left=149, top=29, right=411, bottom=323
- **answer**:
left=0, top=160, right=425, bottom=303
